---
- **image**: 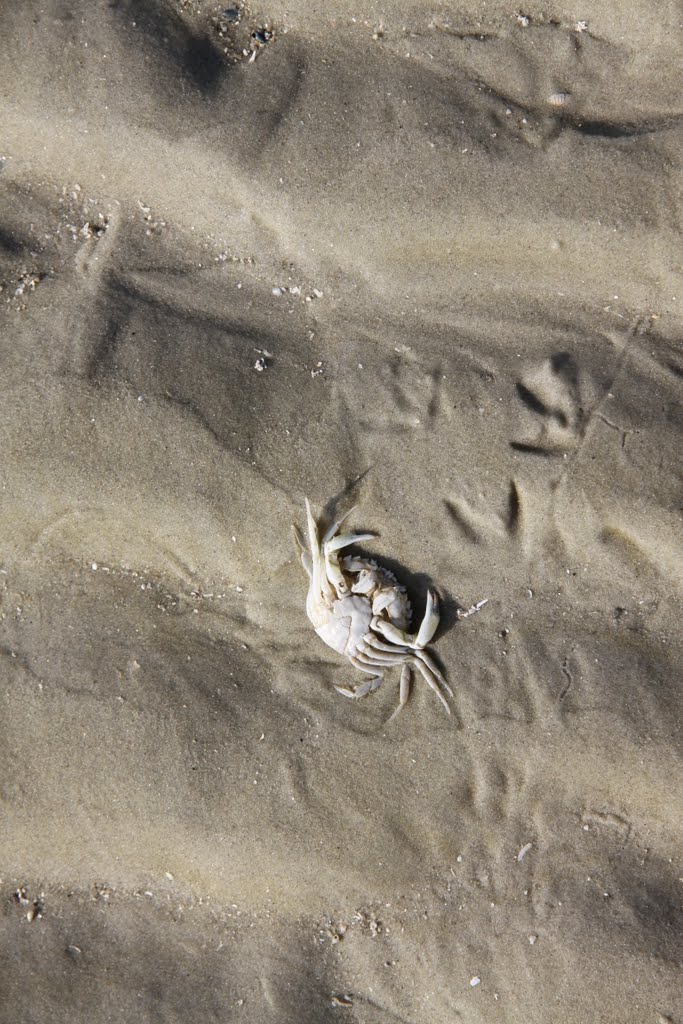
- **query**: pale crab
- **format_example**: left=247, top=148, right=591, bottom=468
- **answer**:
left=293, top=498, right=457, bottom=720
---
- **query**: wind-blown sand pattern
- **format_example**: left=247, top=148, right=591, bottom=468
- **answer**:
left=1, top=2, right=681, bottom=1022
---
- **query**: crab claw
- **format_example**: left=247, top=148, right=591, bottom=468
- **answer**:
left=372, top=589, right=440, bottom=650
left=415, top=589, right=440, bottom=647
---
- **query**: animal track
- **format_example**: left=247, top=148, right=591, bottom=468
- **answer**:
left=445, top=479, right=525, bottom=549
left=352, top=354, right=445, bottom=433
left=512, top=351, right=584, bottom=455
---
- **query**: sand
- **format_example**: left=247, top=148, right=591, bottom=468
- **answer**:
left=1, top=1, right=681, bottom=1021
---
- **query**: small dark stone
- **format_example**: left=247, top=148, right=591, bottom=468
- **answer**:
left=222, top=7, right=240, bottom=22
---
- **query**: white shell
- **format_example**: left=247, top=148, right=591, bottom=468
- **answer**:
left=315, top=594, right=373, bottom=656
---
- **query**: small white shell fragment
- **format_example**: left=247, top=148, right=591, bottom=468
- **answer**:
left=470, top=976, right=481, bottom=987
left=517, top=842, right=533, bottom=861
left=457, top=598, right=489, bottom=620
left=548, top=92, right=571, bottom=107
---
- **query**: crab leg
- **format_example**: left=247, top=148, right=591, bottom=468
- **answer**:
left=323, top=552, right=349, bottom=598
left=386, top=664, right=412, bottom=723
left=412, top=648, right=453, bottom=696
left=292, top=525, right=312, bottom=578
left=410, top=656, right=451, bottom=714
left=364, top=631, right=452, bottom=698
left=324, top=529, right=376, bottom=599
left=320, top=506, right=375, bottom=598
left=356, top=641, right=410, bottom=666
left=372, top=590, right=440, bottom=649
left=321, top=508, right=357, bottom=596
left=357, top=646, right=450, bottom=717
left=362, top=633, right=410, bottom=657
left=304, top=498, right=335, bottom=605
left=334, top=658, right=384, bottom=699
left=325, top=531, right=376, bottom=553
left=322, top=506, right=357, bottom=544
left=361, top=645, right=451, bottom=713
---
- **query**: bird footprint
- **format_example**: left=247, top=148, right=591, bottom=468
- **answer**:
left=511, top=351, right=583, bottom=455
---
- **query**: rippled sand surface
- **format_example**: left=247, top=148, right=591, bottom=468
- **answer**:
left=1, top=3, right=682, bottom=1021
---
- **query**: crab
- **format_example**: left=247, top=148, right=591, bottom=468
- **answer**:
left=293, top=498, right=453, bottom=720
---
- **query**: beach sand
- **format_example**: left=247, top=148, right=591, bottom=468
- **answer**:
left=1, top=2, right=681, bottom=1021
